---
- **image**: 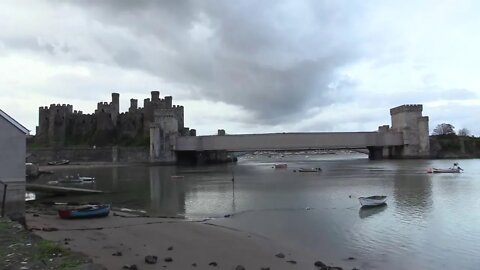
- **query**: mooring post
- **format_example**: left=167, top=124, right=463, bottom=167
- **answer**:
left=0, top=180, right=7, bottom=217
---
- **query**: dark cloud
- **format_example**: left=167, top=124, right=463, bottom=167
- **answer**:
left=51, top=0, right=368, bottom=124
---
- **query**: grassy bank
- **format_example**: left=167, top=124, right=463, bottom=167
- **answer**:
left=430, top=135, right=480, bottom=158
left=0, top=218, right=104, bottom=270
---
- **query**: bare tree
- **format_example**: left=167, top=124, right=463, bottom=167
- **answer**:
left=433, top=123, right=456, bottom=135
left=457, top=128, right=471, bottom=137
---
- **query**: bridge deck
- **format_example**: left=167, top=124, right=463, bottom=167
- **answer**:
left=176, top=132, right=403, bottom=151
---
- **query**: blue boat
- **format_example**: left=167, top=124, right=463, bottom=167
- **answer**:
left=58, top=204, right=110, bottom=219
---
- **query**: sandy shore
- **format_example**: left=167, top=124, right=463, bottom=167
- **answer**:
left=26, top=212, right=343, bottom=270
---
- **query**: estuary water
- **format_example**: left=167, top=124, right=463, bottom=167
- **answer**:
left=36, top=153, right=480, bottom=269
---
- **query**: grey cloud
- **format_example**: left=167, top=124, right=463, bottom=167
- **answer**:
left=0, top=36, right=70, bottom=55
left=50, top=0, right=369, bottom=124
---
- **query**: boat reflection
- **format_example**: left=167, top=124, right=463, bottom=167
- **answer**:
left=359, top=204, right=387, bottom=219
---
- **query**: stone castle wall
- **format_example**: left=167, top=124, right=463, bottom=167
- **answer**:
left=34, top=91, right=186, bottom=147
left=27, top=146, right=150, bottom=164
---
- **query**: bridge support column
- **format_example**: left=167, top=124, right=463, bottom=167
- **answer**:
left=368, top=146, right=384, bottom=160
left=149, top=111, right=179, bottom=163
left=390, top=105, right=430, bottom=158
left=176, top=150, right=236, bottom=165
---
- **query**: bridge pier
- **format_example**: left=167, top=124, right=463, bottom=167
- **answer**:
left=176, top=150, right=236, bottom=165
left=368, top=146, right=384, bottom=160
left=388, top=105, right=430, bottom=159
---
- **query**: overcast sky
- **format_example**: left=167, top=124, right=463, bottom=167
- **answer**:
left=1, top=0, right=479, bottom=135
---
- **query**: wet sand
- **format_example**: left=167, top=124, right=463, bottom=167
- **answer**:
left=27, top=213, right=338, bottom=270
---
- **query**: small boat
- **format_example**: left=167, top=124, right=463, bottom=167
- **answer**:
left=298, top=167, right=321, bottom=172
left=48, top=159, right=70, bottom=165
left=48, top=175, right=95, bottom=185
left=274, top=163, right=287, bottom=169
left=58, top=204, right=110, bottom=219
left=171, top=175, right=184, bottom=180
left=427, top=168, right=462, bottom=174
left=358, top=196, right=387, bottom=207
left=25, top=192, right=36, bottom=201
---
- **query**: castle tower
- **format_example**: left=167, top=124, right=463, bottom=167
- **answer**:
left=151, top=91, right=160, bottom=101
left=390, top=104, right=430, bottom=158
left=129, top=99, right=138, bottom=112
left=111, top=93, right=120, bottom=126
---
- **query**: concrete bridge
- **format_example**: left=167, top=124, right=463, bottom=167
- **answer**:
left=150, top=104, right=430, bottom=163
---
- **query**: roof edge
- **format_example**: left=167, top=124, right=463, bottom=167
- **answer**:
left=0, top=109, right=30, bottom=135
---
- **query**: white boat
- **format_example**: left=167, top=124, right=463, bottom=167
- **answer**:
left=427, top=168, right=462, bottom=174
left=358, top=195, right=387, bottom=207
left=298, top=168, right=321, bottom=172
left=48, top=175, right=96, bottom=185
left=25, top=192, right=36, bottom=201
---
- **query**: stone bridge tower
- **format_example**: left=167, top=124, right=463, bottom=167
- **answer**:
left=389, top=104, right=430, bottom=158
left=150, top=109, right=179, bottom=163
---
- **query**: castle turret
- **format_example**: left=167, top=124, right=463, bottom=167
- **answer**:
left=129, top=99, right=138, bottom=112
left=165, top=96, right=173, bottom=108
left=151, top=91, right=160, bottom=101
left=111, top=93, right=120, bottom=126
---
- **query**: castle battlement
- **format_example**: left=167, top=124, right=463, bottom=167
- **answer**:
left=390, top=104, right=423, bottom=115
left=35, top=91, right=187, bottom=147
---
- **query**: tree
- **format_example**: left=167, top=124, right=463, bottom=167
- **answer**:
left=457, top=128, right=471, bottom=137
left=433, top=123, right=456, bottom=135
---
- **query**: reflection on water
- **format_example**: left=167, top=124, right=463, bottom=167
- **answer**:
left=148, top=167, right=186, bottom=217
left=359, top=204, right=387, bottom=219
left=34, top=155, right=480, bottom=270
left=393, top=164, right=433, bottom=222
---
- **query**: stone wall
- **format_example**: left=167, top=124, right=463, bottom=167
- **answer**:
left=390, top=104, right=430, bottom=158
left=27, top=146, right=151, bottom=164
left=34, top=91, right=187, bottom=147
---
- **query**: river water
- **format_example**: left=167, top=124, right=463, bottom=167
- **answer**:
left=36, top=153, right=480, bottom=269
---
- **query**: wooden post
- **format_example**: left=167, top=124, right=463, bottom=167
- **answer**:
left=1, top=181, right=7, bottom=217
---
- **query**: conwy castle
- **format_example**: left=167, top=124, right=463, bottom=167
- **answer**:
left=29, top=93, right=433, bottom=164
left=34, top=91, right=194, bottom=147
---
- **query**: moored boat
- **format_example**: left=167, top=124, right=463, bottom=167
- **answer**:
left=48, top=175, right=95, bottom=185
left=25, top=192, right=36, bottom=201
left=427, top=168, right=462, bottom=174
left=274, top=163, right=287, bottom=169
left=358, top=195, right=387, bottom=207
left=298, top=167, right=321, bottom=172
left=58, top=204, right=110, bottom=219
left=48, top=159, right=70, bottom=166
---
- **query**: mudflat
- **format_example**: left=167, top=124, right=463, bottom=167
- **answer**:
left=27, top=213, right=341, bottom=270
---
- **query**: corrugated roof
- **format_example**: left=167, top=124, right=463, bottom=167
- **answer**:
left=0, top=109, right=30, bottom=134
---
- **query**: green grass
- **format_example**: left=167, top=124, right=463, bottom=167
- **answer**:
left=59, top=257, right=82, bottom=269
left=36, top=240, right=70, bottom=259
left=0, top=222, right=10, bottom=231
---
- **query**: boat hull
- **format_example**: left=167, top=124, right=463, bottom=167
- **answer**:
left=359, top=196, right=387, bottom=207
left=48, top=159, right=70, bottom=165
left=58, top=204, right=110, bottom=219
left=298, top=168, right=321, bottom=172
left=428, top=168, right=461, bottom=173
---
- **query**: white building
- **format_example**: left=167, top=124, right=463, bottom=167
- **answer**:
left=0, top=109, right=29, bottom=219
